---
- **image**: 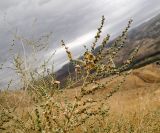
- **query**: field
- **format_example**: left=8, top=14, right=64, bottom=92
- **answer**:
left=0, top=64, right=160, bottom=133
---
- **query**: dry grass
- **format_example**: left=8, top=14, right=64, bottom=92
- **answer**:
left=0, top=64, right=160, bottom=133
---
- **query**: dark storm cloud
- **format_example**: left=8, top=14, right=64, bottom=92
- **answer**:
left=0, top=0, right=160, bottom=89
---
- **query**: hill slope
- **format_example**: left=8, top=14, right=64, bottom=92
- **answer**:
left=56, top=14, right=160, bottom=82
left=62, top=63, right=160, bottom=113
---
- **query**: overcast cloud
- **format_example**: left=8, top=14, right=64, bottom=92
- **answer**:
left=0, top=0, right=160, bottom=89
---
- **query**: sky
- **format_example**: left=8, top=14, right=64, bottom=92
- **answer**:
left=0, top=0, right=160, bottom=89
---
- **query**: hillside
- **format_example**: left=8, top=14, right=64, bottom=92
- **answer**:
left=56, top=14, right=160, bottom=82
left=113, top=14, right=160, bottom=67
left=62, top=63, right=160, bottom=112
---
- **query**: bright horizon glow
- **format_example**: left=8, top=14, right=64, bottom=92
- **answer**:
left=46, top=30, right=96, bottom=58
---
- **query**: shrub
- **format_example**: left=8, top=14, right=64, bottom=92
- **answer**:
left=0, top=16, right=151, bottom=133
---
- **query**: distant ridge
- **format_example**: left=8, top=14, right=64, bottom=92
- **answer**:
left=56, top=14, right=160, bottom=82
